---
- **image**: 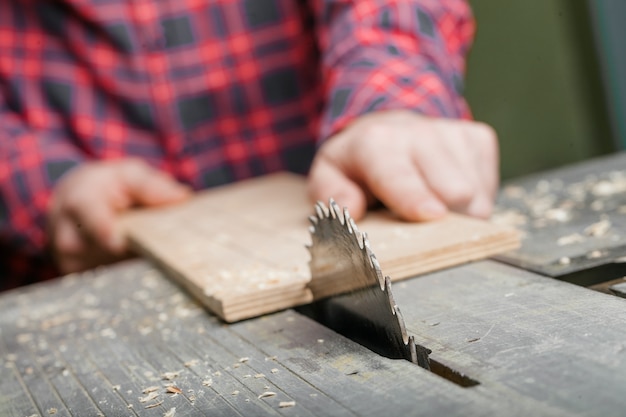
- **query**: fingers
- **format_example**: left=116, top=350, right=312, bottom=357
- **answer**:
left=463, top=122, right=499, bottom=218
left=358, top=152, right=447, bottom=221
left=407, top=119, right=498, bottom=219
left=308, top=111, right=499, bottom=222
left=48, top=158, right=191, bottom=274
left=308, top=155, right=368, bottom=220
left=117, top=159, right=191, bottom=206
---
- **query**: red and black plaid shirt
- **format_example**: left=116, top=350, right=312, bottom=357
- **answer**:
left=0, top=0, right=474, bottom=290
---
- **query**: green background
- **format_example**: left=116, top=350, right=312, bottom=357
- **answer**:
left=465, top=1, right=615, bottom=180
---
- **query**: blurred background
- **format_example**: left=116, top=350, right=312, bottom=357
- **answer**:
left=465, top=0, right=625, bottom=180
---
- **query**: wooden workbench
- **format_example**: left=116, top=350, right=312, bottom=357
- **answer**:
left=4, top=152, right=626, bottom=416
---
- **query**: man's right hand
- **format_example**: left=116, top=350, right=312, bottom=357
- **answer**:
left=48, top=158, right=191, bottom=274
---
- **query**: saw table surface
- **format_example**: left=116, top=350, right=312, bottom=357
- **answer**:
left=4, top=152, right=626, bottom=416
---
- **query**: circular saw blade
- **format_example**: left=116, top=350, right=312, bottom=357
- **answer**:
left=307, top=199, right=429, bottom=367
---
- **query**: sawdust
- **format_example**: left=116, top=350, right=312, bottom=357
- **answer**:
left=166, top=386, right=182, bottom=395
left=139, top=392, right=159, bottom=403
left=145, top=400, right=164, bottom=409
left=161, top=370, right=182, bottom=380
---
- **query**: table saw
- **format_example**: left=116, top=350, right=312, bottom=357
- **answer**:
left=4, top=152, right=626, bottom=416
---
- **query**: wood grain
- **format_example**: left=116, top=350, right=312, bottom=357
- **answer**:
left=494, top=151, right=626, bottom=277
left=122, top=172, right=520, bottom=322
left=0, top=260, right=510, bottom=417
left=391, top=260, right=626, bottom=416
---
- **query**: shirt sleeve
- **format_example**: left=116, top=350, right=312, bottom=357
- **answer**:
left=0, top=97, right=86, bottom=255
left=311, top=0, right=476, bottom=140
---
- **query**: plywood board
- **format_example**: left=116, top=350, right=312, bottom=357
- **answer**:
left=122, top=172, right=520, bottom=322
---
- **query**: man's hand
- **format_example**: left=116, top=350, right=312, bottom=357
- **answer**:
left=48, top=158, right=191, bottom=274
left=308, top=110, right=498, bottom=221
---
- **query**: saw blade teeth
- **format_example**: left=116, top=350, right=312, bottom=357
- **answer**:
left=386, top=276, right=410, bottom=346
left=385, top=276, right=397, bottom=311
left=408, top=336, right=418, bottom=364
left=308, top=215, right=318, bottom=226
left=315, top=201, right=327, bottom=219
left=348, top=216, right=358, bottom=235
left=361, top=232, right=371, bottom=251
left=370, top=253, right=381, bottom=274
left=372, top=255, right=386, bottom=290
left=343, top=208, right=353, bottom=233
left=356, top=230, right=365, bottom=249
left=391, top=305, right=410, bottom=345
left=329, top=198, right=343, bottom=223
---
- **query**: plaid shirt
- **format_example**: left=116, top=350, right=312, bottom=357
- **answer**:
left=0, top=0, right=474, bottom=290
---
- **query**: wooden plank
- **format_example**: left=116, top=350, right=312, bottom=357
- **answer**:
left=494, top=151, right=626, bottom=277
left=0, top=260, right=567, bottom=417
left=122, top=172, right=520, bottom=321
left=392, top=260, right=626, bottom=416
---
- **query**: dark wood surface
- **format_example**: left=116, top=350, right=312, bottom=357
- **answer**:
left=0, top=261, right=507, bottom=417
left=395, top=260, right=626, bottom=417
left=5, top=152, right=626, bottom=416
left=494, top=151, right=626, bottom=279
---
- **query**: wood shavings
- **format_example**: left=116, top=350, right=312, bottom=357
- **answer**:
left=279, top=401, right=296, bottom=408
left=254, top=373, right=265, bottom=378
left=184, top=359, right=199, bottom=367
left=584, top=219, right=611, bottom=237
left=166, top=386, right=183, bottom=395
left=213, top=370, right=222, bottom=377
left=142, top=386, right=159, bottom=394
left=503, top=185, right=525, bottom=199
left=139, top=392, right=159, bottom=403
left=231, top=390, right=240, bottom=396
left=258, top=391, right=276, bottom=399
left=558, top=257, right=571, bottom=266
left=265, top=356, right=277, bottom=361
left=164, top=408, right=176, bottom=417
left=239, top=357, right=249, bottom=363
left=317, top=339, right=324, bottom=343
left=112, top=384, right=121, bottom=391
left=48, top=408, right=58, bottom=415
left=591, top=179, right=626, bottom=197
left=587, top=250, right=604, bottom=259
left=161, top=370, right=182, bottom=380
left=491, top=210, right=528, bottom=227
left=544, top=208, right=571, bottom=222
left=591, top=200, right=605, bottom=211
left=202, top=378, right=213, bottom=386
left=557, top=233, right=585, bottom=246
left=145, top=400, right=164, bottom=409
left=271, top=368, right=279, bottom=374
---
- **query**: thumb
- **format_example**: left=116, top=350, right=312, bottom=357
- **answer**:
left=308, top=157, right=368, bottom=220
left=118, top=159, right=191, bottom=207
